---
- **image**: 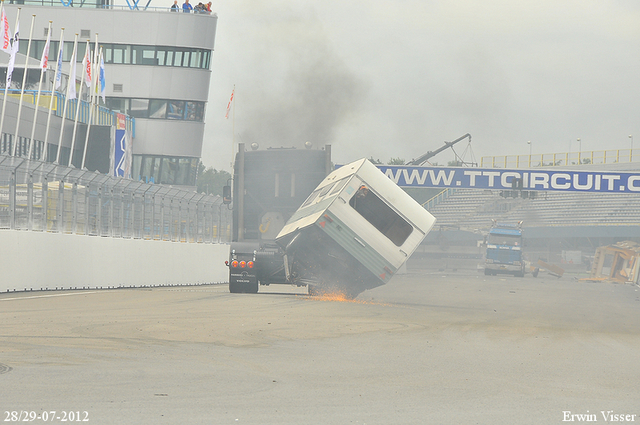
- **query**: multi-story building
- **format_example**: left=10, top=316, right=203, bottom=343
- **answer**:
left=2, top=1, right=217, bottom=186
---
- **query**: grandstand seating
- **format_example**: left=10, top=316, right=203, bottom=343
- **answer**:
left=427, top=188, right=640, bottom=232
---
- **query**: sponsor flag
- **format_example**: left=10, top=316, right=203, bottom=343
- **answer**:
left=54, top=35, right=64, bottom=89
left=0, top=10, right=10, bottom=53
left=225, top=87, right=234, bottom=119
left=99, top=49, right=106, bottom=103
left=68, top=40, right=77, bottom=99
left=39, top=28, right=51, bottom=69
left=82, top=43, right=91, bottom=87
left=6, top=21, right=18, bottom=87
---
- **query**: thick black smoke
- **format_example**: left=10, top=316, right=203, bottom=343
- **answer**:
left=233, top=5, right=368, bottom=149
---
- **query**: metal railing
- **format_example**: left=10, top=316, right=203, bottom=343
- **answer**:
left=422, top=188, right=457, bottom=211
left=6, top=0, right=217, bottom=14
left=2, top=89, right=135, bottom=136
left=0, top=153, right=232, bottom=242
left=480, top=149, right=639, bottom=168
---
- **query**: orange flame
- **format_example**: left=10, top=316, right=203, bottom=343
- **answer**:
left=307, top=291, right=388, bottom=305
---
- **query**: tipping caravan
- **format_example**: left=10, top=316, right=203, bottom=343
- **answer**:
left=276, top=158, right=437, bottom=298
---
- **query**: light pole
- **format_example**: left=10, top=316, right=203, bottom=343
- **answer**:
left=630, top=135, right=634, bottom=161
left=577, top=138, right=581, bottom=164
left=527, top=141, right=531, bottom=167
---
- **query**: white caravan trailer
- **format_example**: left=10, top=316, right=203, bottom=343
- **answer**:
left=275, top=158, right=436, bottom=298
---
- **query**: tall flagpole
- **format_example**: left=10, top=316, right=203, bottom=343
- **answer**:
left=81, top=33, right=98, bottom=170
left=0, top=7, right=19, bottom=151
left=69, top=39, right=89, bottom=167
left=56, top=32, right=77, bottom=164
left=12, top=13, right=35, bottom=157
left=28, top=20, right=51, bottom=160
left=43, top=26, right=63, bottom=163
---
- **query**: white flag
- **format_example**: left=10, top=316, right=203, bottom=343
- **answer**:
left=0, top=10, right=10, bottom=53
left=99, top=50, right=106, bottom=103
left=40, top=29, right=51, bottom=69
left=82, top=43, right=91, bottom=87
left=54, top=38, right=64, bottom=89
left=6, top=21, right=19, bottom=87
left=68, top=41, right=77, bottom=99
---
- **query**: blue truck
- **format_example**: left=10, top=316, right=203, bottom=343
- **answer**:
left=484, top=221, right=526, bottom=277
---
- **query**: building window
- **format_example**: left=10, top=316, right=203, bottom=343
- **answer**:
left=129, top=99, right=150, bottom=118
left=105, top=97, right=126, bottom=113
left=185, top=101, right=204, bottom=121
left=111, top=45, right=130, bottom=64
left=22, top=41, right=212, bottom=70
left=165, top=50, right=175, bottom=67
left=134, top=155, right=198, bottom=186
left=106, top=97, right=205, bottom=122
left=149, top=100, right=168, bottom=119
left=167, top=101, right=185, bottom=120
left=135, top=46, right=158, bottom=65
left=157, top=49, right=166, bottom=66
left=174, top=50, right=184, bottom=67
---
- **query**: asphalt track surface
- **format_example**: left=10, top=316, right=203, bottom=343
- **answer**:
left=1, top=266, right=639, bottom=424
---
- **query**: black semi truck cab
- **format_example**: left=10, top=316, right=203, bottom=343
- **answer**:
left=225, top=143, right=332, bottom=293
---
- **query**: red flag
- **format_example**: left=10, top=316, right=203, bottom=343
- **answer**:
left=225, top=87, right=234, bottom=119
left=82, top=43, right=91, bottom=87
left=39, top=29, right=51, bottom=69
left=0, top=10, right=10, bottom=53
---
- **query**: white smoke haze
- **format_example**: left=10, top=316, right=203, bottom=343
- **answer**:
left=203, top=0, right=640, bottom=170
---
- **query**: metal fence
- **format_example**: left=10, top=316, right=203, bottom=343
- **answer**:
left=480, top=149, right=638, bottom=169
left=8, top=0, right=217, bottom=13
left=0, top=153, right=232, bottom=243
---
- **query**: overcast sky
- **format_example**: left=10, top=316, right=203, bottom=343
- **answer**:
left=202, top=0, right=640, bottom=171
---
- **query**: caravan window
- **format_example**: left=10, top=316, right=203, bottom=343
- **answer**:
left=329, top=177, right=349, bottom=196
left=317, top=182, right=335, bottom=198
left=301, top=188, right=322, bottom=208
left=349, top=185, right=413, bottom=246
left=300, top=179, right=344, bottom=208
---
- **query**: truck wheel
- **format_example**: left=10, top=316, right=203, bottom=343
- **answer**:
left=484, top=269, right=491, bottom=276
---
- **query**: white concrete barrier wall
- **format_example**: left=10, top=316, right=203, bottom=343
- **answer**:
left=0, top=230, right=229, bottom=292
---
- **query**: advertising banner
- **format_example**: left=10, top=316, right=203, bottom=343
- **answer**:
left=378, top=165, right=640, bottom=193
left=113, top=113, right=131, bottom=178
